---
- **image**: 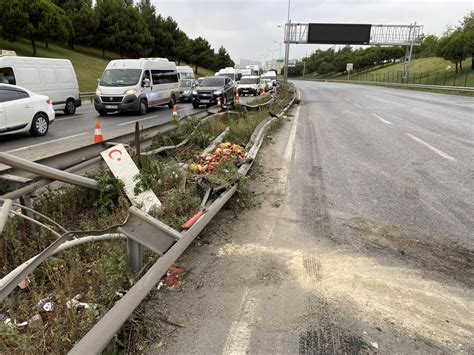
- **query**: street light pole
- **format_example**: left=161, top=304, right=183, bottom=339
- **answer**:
left=283, top=0, right=291, bottom=83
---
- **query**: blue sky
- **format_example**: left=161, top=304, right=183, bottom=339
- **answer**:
left=151, top=0, right=473, bottom=63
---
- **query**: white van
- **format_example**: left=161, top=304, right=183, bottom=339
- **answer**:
left=217, top=67, right=242, bottom=82
left=177, top=66, right=195, bottom=80
left=94, top=58, right=180, bottom=115
left=0, top=56, right=81, bottom=115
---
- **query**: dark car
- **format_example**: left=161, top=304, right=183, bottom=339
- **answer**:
left=192, top=76, right=235, bottom=108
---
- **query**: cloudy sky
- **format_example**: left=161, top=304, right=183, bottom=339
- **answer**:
left=151, top=0, right=472, bottom=63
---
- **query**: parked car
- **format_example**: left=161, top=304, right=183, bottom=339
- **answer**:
left=0, top=55, right=81, bottom=115
left=94, top=58, right=180, bottom=116
left=238, top=76, right=262, bottom=96
left=0, top=84, right=55, bottom=136
left=192, top=76, right=235, bottom=108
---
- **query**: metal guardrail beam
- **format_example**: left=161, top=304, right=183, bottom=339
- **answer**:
left=0, top=153, right=100, bottom=190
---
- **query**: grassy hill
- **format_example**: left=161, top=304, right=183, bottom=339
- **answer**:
left=308, top=57, right=474, bottom=87
left=0, top=38, right=214, bottom=92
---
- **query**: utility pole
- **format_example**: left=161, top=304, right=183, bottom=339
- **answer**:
left=283, top=0, right=291, bottom=83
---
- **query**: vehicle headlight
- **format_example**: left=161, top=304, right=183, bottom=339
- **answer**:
left=192, top=90, right=198, bottom=95
left=213, top=90, right=223, bottom=95
left=184, top=90, right=190, bottom=94
left=95, top=88, right=101, bottom=96
left=123, top=89, right=138, bottom=96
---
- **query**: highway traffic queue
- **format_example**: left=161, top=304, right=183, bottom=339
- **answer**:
left=0, top=51, right=277, bottom=138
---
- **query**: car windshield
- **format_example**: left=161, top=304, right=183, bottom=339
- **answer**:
left=240, top=78, right=258, bottom=84
left=179, top=72, right=195, bottom=79
left=179, top=79, right=193, bottom=88
left=218, top=73, right=235, bottom=80
left=201, top=77, right=225, bottom=87
left=100, top=69, right=142, bottom=87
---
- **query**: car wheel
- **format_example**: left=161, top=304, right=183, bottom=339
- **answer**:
left=168, top=95, right=176, bottom=109
left=30, top=113, right=49, bottom=137
left=98, top=110, right=108, bottom=116
left=63, top=99, right=76, bottom=115
left=192, top=102, right=200, bottom=109
left=139, top=99, right=148, bottom=115
left=223, top=96, right=227, bottom=106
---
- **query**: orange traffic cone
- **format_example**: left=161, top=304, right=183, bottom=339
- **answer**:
left=172, top=104, right=179, bottom=123
left=262, top=87, right=266, bottom=97
left=94, top=118, right=104, bottom=143
left=235, top=90, right=240, bottom=104
left=217, top=96, right=221, bottom=107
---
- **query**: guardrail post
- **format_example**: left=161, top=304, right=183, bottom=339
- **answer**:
left=434, top=72, right=438, bottom=85
left=443, top=72, right=447, bottom=86
left=453, top=74, right=456, bottom=86
left=135, top=122, right=141, bottom=167
left=127, top=239, right=143, bottom=274
left=464, top=72, right=468, bottom=87
left=419, top=72, right=422, bottom=84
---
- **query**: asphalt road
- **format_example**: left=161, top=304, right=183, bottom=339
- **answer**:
left=291, top=80, right=473, bottom=245
left=145, top=82, right=473, bottom=354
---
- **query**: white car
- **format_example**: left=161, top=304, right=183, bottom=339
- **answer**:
left=0, top=84, right=55, bottom=137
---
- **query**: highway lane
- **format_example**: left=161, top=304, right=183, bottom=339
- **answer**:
left=291, top=80, right=473, bottom=245
left=146, top=82, right=473, bottom=354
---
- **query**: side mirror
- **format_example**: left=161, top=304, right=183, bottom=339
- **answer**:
left=236, top=81, right=240, bottom=85
left=96, top=78, right=100, bottom=84
left=143, top=78, right=150, bottom=87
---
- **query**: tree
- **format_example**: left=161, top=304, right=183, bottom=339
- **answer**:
left=52, top=0, right=99, bottom=49
left=437, top=30, right=469, bottom=72
left=190, top=37, right=214, bottom=73
left=215, top=46, right=234, bottom=69
left=460, top=11, right=473, bottom=69
left=419, top=35, right=439, bottom=57
left=0, top=0, right=71, bottom=55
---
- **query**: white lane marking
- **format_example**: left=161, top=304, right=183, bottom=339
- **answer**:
left=280, top=105, right=300, bottom=187
left=353, top=102, right=363, bottom=109
left=6, top=132, right=88, bottom=153
left=372, top=113, right=392, bottom=125
left=406, top=133, right=457, bottom=162
left=222, top=288, right=259, bottom=355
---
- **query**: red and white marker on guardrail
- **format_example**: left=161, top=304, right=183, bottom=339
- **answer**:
left=172, top=104, right=179, bottom=123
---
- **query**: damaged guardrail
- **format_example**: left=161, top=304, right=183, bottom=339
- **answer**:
left=70, top=88, right=296, bottom=354
left=0, top=86, right=296, bottom=353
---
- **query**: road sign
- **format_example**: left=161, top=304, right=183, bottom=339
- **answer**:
left=288, top=59, right=297, bottom=68
left=101, top=144, right=161, bottom=212
left=346, top=63, right=353, bottom=72
left=276, top=59, right=284, bottom=63
left=308, top=23, right=371, bottom=44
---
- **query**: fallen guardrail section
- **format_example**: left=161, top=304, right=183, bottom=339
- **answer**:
left=0, top=88, right=296, bottom=353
